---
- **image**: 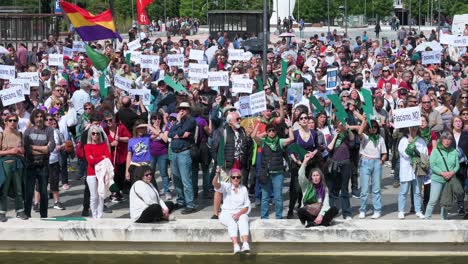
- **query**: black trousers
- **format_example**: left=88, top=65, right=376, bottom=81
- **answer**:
left=83, top=178, right=90, bottom=211
left=136, top=201, right=175, bottom=223
left=297, top=206, right=339, bottom=227
left=288, top=166, right=302, bottom=214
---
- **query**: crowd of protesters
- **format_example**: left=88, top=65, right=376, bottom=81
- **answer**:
left=0, top=22, right=467, bottom=252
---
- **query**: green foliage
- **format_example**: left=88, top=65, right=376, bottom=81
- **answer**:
left=404, top=0, right=468, bottom=20
left=292, top=0, right=341, bottom=23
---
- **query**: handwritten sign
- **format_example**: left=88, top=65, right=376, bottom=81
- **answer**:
left=72, top=41, right=86, bottom=52
left=114, top=75, right=133, bottom=91
left=10, top=78, right=30, bottom=95
left=127, top=39, right=141, bottom=51
left=0, top=85, right=25, bottom=106
left=140, top=55, right=160, bottom=69
left=232, top=78, right=254, bottom=94
left=250, top=91, right=267, bottom=114
left=392, top=106, right=421, bottom=129
left=421, top=51, right=441, bottom=65
left=0, top=65, right=16, bottom=80
left=167, top=54, right=184, bottom=67
left=363, top=83, right=377, bottom=89
left=452, top=36, right=468, bottom=47
left=63, top=47, right=73, bottom=57
left=205, top=45, right=218, bottom=64
left=189, top=49, right=205, bottom=61
left=48, top=54, right=64, bottom=66
left=208, top=71, right=229, bottom=86
left=238, top=96, right=252, bottom=117
left=129, top=51, right=142, bottom=64
left=228, top=49, right=245, bottom=61
left=128, top=88, right=151, bottom=106
left=326, top=67, right=338, bottom=90
left=288, top=83, right=303, bottom=104
left=18, top=72, right=39, bottom=86
left=188, top=63, right=208, bottom=78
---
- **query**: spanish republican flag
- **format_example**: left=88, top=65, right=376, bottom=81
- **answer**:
left=60, top=1, right=122, bottom=42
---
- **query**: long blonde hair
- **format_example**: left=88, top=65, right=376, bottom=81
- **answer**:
left=87, top=125, right=110, bottom=152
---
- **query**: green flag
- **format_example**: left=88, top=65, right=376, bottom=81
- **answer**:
left=257, top=76, right=264, bottom=91
left=328, top=94, right=348, bottom=125
left=361, top=89, right=374, bottom=127
left=125, top=53, right=131, bottom=65
left=278, top=60, right=288, bottom=96
left=288, top=143, right=308, bottom=161
left=309, top=95, right=324, bottom=113
left=99, top=71, right=108, bottom=98
left=163, top=75, right=189, bottom=95
left=85, top=45, right=109, bottom=71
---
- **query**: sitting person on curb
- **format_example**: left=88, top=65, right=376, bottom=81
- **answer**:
left=213, top=166, right=251, bottom=254
left=130, top=165, right=175, bottom=223
left=298, top=152, right=338, bottom=227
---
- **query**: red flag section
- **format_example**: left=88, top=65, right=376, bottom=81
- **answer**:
left=137, top=0, right=154, bottom=25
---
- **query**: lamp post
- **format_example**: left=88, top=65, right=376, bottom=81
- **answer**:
left=192, top=0, right=194, bottom=21
left=164, top=0, right=166, bottom=20
left=345, top=0, right=348, bottom=35
left=437, top=0, right=441, bottom=30
left=409, top=0, right=412, bottom=30
left=418, top=0, right=421, bottom=31
left=327, top=0, right=330, bottom=33
left=262, top=0, right=268, bottom=85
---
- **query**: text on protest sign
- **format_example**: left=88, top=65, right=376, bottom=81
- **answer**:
left=232, top=78, right=254, bottom=94
left=363, top=83, right=377, bottom=89
left=140, top=55, right=160, bottom=69
left=188, top=63, right=209, bottom=78
left=129, top=51, right=142, bottom=64
left=189, top=49, right=205, bottom=61
left=48, top=54, right=64, bottom=66
left=0, top=65, right=16, bottom=80
left=228, top=49, right=245, bottom=61
left=63, top=47, right=73, bottom=57
left=421, top=51, right=441, bottom=65
left=326, top=68, right=338, bottom=90
left=10, top=78, right=30, bottom=95
left=167, top=54, right=184, bottom=67
left=72, top=41, right=86, bottom=52
left=392, top=106, right=421, bottom=129
left=237, top=96, right=252, bottom=117
left=127, top=39, right=141, bottom=51
left=288, top=83, right=303, bottom=105
left=250, top=91, right=267, bottom=115
left=128, top=88, right=151, bottom=106
left=208, top=71, right=229, bottom=86
left=452, top=36, right=468, bottom=47
left=18, top=72, right=39, bottom=86
left=114, top=75, right=133, bottom=91
left=0, top=86, right=25, bottom=106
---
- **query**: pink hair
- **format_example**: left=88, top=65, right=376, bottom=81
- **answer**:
left=229, top=168, right=241, bottom=176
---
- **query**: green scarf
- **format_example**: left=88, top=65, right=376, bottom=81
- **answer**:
left=420, top=127, right=431, bottom=146
left=302, top=185, right=318, bottom=205
left=264, top=135, right=279, bottom=152
left=368, top=133, right=380, bottom=147
left=405, top=136, right=420, bottom=164
left=334, top=131, right=346, bottom=149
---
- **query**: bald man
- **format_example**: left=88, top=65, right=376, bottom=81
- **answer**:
left=116, top=96, right=148, bottom=131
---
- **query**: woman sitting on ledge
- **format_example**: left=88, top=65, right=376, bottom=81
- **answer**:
left=213, top=166, right=251, bottom=254
left=130, top=165, right=174, bottom=223
left=298, top=152, right=338, bottom=227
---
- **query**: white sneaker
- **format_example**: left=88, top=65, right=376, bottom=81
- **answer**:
left=233, top=244, right=241, bottom=254
left=398, top=212, right=405, bottom=219
left=415, top=212, right=425, bottom=219
left=371, top=212, right=381, bottom=219
left=241, top=242, right=250, bottom=253
left=344, top=216, right=352, bottom=220
left=165, top=193, right=173, bottom=200
left=358, top=212, right=366, bottom=219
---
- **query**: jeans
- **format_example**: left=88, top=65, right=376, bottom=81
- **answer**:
left=151, top=154, right=170, bottom=193
left=398, top=177, right=423, bottom=213
left=424, top=180, right=448, bottom=219
left=260, top=172, right=284, bottom=219
left=171, top=149, right=195, bottom=208
left=359, top=158, right=383, bottom=213
left=0, top=162, right=24, bottom=213
left=327, top=160, right=352, bottom=218
left=192, top=161, right=210, bottom=195
left=25, top=165, right=49, bottom=218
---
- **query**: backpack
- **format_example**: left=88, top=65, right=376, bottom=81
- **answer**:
left=414, top=149, right=430, bottom=177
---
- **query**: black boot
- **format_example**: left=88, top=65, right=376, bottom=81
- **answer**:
left=321, top=207, right=339, bottom=226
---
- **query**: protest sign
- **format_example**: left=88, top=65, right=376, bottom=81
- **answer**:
left=10, top=78, right=30, bottom=95
left=392, top=106, right=421, bottom=129
left=18, top=72, right=39, bottom=86
left=242, top=51, right=253, bottom=61
left=127, top=39, right=141, bottom=51
left=140, top=55, right=160, bottom=69
left=288, top=83, right=303, bottom=104
left=228, top=49, right=245, bottom=61
left=167, top=54, right=184, bottom=67
left=452, top=36, right=468, bottom=47
left=114, top=75, right=133, bottom=91
left=421, top=51, right=441, bottom=65
left=0, top=85, right=25, bottom=106
left=0, top=65, right=15, bottom=80
left=205, top=45, right=218, bottom=64
left=129, top=51, right=142, bottom=64
left=189, top=49, right=205, bottom=61
left=238, top=96, right=252, bottom=117
left=232, top=78, right=254, bottom=94
left=72, top=41, right=86, bottom=52
left=363, top=83, right=377, bottom=89
left=250, top=91, right=267, bottom=114
left=326, top=67, right=338, bottom=90
left=63, top=47, right=73, bottom=57
left=48, top=54, right=64, bottom=66
left=208, top=71, right=229, bottom=86
left=188, top=63, right=209, bottom=78
left=128, top=88, right=151, bottom=106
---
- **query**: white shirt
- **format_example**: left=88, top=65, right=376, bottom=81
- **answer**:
left=359, top=134, right=387, bottom=159
left=18, top=112, right=30, bottom=133
left=130, top=180, right=167, bottom=221
left=71, top=89, right=90, bottom=115
left=398, top=137, right=428, bottom=183
left=216, top=183, right=251, bottom=214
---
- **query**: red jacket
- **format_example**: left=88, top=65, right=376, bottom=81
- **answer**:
left=84, top=143, right=111, bottom=176
left=104, top=124, right=131, bottom=165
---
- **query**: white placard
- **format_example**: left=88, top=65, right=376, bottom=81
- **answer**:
left=228, top=49, right=245, bottom=61
left=0, top=86, right=25, bottom=106
left=232, top=78, right=254, bottom=94
left=48, top=54, right=64, bottom=66
left=72, top=41, right=86, bottom=52
left=205, top=45, right=218, bottom=64
left=17, top=72, right=39, bottom=86
left=189, top=49, right=205, bottom=61
left=188, top=63, right=209, bottom=78
left=250, top=91, right=267, bottom=114
left=363, top=83, right=377, bottom=89
left=238, top=96, right=252, bottom=117
left=128, top=88, right=151, bottom=106
left=9, top=78, right=30, bottom=95
left=63, top=47, right=73, bottom=57
left=452, top=36, right=468, bottom=47
left=288, top=83, right=303, bottom=104
left=242, top=51, right=253, bottom=61
left=167, top=54, right=184, bottom=67
left=128, top=39, right=141, bottom=51
left=140, top=55, right=160, bottom=69
left=392, top=106, right=421, bottom=129
left=208, top=71, right=229, bottom=86
left=0, top=65, right=16, bottom=80
left=421, top=51, right=441, bottom=65
left=114, top=75, right=133, bottom=91
left=129, top=51, right=142, bottom=64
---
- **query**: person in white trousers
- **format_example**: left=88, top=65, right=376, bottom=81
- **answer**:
left=213, top=166, right=251, bottom=254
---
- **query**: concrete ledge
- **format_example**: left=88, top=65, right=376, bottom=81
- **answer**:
left=1, top=219, right=468, bottom=253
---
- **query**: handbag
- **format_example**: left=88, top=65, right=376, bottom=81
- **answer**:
left=303, top=203, right=323, bottom=216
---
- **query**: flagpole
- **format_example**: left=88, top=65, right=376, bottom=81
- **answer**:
left=109, top=0, right=117, bottom=49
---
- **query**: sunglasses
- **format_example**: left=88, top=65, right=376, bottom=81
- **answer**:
left=85, top=107, right=92, bottom=110
left=7, top=119, right=18, bottom=123
left=422, top=101, right=431, bottom=104
left=231, top=176, right=241, bottom=180
left=144, top=173, right=152, bottom=177
left=46, top=118, right=54, bottom=121
left=91, top=132, right=99, bottom=136
left=105, top=119, right=113, bottom=123
left=299, top=116, right=308, bottom=121
left=267, top=129, right=276, bottom=133
left=462, top=112, right=468, bottom=116
left=55, top=89, right=63, bottom=92
left=461, top=96, right=468, bottom=99
left=2, top=113, right=10, bottom=116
